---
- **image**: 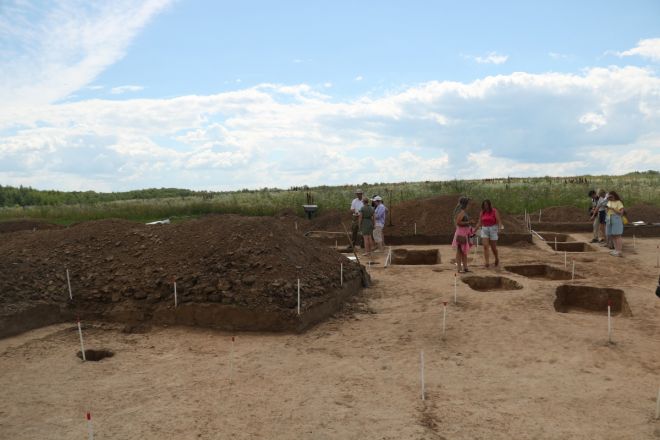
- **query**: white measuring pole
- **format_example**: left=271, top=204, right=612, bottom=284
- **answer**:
left=538, top=209, right=542, bottom=222
left=554, top=237, right=558, bottom=251
left=655, top=386, right=660, bottom=420
left=340, top=263, right=343, bottom=286
left=86, top=412, right=94, bottom=440
left=77, top=318, right=86, bottom=361
left=173, top=281, right=178, bottom=308
left=453, top=273, right=457, bottom=304
left=564, top=251, right=567, bottom=268
left=571, top=260, right=575, bottom=282
left=607, top=300, right=612, bottom=344
left=66, top=268, right=73, bottom=300
left=442, top=302, right=447, bottom=339
left=229, top=336, right=235, bottom=383
left=297, top=279, right=301, bottom=315
left=420, top=350, right=425, bottom=401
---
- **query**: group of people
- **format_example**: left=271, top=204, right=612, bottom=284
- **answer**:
left=588, top=189, right=626, bottom=257
left=451, top=196, right=503, bottom=273
left=350, top=189, right=388, bottom=256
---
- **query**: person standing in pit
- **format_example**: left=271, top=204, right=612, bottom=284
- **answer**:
left=452, top=196, right=474, bottom=273
left=476, top=199, right=502, bottom=268
left=373, top=196, right=388, bottom=252
left=596, top=189, right=608, bottom=245
left=605, top=191, right=625, bottom=257
left=359, top=197, right=375, bottom=256
left=588, top=190, right=599, bottom=243
left=350, top=189, right=364, bottom=250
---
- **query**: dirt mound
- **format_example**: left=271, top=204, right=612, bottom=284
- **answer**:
left=0, top=215, right=363, bottom=337
left=306, top=195, right=527, bottom=235
left=538, top=206, right=589, bottom=223
left=626, top=203, right=660, bottom=223
left=0, top=219, right=62, bottom=234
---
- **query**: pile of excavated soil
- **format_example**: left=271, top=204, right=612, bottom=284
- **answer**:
left=0, top=215, right=363, bottom=337
left=307, top=195, right=527, bottom=235
left=537, top=206, right=590, bottom=223
left=0, top=219, right=62, bottom=234
left=626, top=203, right=660, bottom=223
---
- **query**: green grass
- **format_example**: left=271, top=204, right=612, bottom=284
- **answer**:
left=1, top=172, right=658, bottom=225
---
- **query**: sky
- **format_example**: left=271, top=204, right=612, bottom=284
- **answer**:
left=1, top=0, right=660, bottom=192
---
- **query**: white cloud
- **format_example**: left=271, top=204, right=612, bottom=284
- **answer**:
left=1, top=66, right=660, bottom=191
left=355, top=75, right=363, bottom=81
left=549, top=52, right=569, bottom=60
left=0, top=0, right=172, bottom=113
left=616, top=38, right=660, bottom=62
left=323, top=82, right=333, bottom=88
left=464, top=52, right=509, bottom=65
left=110, top=85, right=144, bottom=94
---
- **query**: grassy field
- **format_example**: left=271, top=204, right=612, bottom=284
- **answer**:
left=1, top=172, right=658, bottom=225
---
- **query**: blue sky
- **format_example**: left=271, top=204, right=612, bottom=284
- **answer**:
left=1, top=0, right=659, bottom=191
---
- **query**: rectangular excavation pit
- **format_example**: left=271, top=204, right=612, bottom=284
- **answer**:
left=461, top=276, right=523, bottom=292
left=538, top=232, right=573, bottom=242
left=546, top=241, right=595, bottom=252
left=554, top=285, right=631, bottom=316
left=504, top=264, right=582, bottom=281
left=392, top=249, right=440, bottom=265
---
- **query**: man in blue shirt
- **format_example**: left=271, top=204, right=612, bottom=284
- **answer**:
left=373, top=196, right=388, bottom=252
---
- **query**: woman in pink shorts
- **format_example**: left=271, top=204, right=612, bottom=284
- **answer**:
left=476, top=199, right=502, bottom=268
left=452, top=196, right=474, bottom=273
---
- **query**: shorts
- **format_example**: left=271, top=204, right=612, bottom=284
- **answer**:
left=480, top=225, right=498, bottom=241
left=373, top=226, right=384, bottom=243
left=606, top=214, right=623, bottom=236
left=598, top=210, right=606, bottom=224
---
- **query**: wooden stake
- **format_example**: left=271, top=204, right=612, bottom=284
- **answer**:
left=230, top=336, right=235, bottom=384
left=607, top=300, right=612, bottom=344
left=297, top=279, right=301, bottom=315
left=414, top=222, right=417, bottom=236
left=571, top=260, right=575, bottom=282
left=86, top=412, right=94, bottom=440
left=77, top=319, right=86, bottom=362
left=66, top=268, right=73, bottom=300
left=420, top=350, right=425, bottom=401
left=655, top=386, right=660, bottom=420
left=564, top=251, right=567, bottom=268
left=173, top=281, right=178, bottom=308
left=340, top=263, right=343, bottom=286
left=453, top=273, right=457, bottom=304
left=442, top=302, right=447, bottom=339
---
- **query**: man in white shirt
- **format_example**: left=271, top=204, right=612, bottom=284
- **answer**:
left=373, top=196, right=387, bottom=252
left=350, top=189, right=363, bottom=250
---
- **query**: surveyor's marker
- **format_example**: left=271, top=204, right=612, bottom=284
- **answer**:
left=564, top=251, right=567, bottom=269
left=442, top=301, right=447, bottom=339
left=453, top=273, right=457, bottom=304
left=571, top=260, right=575, bottom=281
left=86, top=412, right=94, bottom=440
left=230, top=336, right=235, bottom=383
left=340, top=263, right=343, bottom=286
left=77, top=318, right=86, bottom=362
left=420, top=350, right=425, bottom=401
left=66, top=268, right=73, bottom=300
left=554, top=237, right=558, bottom=251
left=297, top=279, right=301, bottom=315
left=174, top=281, right=178, bottom=308
left=538, top=209, right=542, bottom=222
left=607, top=299, right=612, bottom=344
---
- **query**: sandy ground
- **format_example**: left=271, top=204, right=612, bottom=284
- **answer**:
left=1, top=233, right=659, bottom=439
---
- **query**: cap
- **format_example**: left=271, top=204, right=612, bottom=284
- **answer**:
left=373, top=196, right=382, bottom=201
left=355, top=188, right=363, bottom=194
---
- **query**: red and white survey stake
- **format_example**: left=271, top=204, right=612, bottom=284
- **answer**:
left=86, top=412, right=94, bottom=440
left=442, top=302, right=448, bottom=339
left=77, top=317, right=86, bottom=361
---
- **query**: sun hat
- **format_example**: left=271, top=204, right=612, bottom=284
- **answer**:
left=373, top=196, right=382, bottom=201
left=355, top=189, right=363, bottom=194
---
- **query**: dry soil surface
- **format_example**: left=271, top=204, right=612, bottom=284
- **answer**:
left=1, top=234, right=659, bottom=439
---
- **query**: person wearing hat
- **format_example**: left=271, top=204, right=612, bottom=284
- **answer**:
left=373, top=196, right=388, bottom=252
left=350, top=189, right=364, bottom=250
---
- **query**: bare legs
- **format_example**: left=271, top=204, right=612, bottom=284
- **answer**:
left=456, top=246, right=469, bottom=272
left=363, top=234, right=374, bottom=255
left=482, top=238, right=499, bottom=267
left=612, top=235, right=623, bottom=255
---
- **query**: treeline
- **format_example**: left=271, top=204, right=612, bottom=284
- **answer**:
left=0, top=185, right=202, bottom=207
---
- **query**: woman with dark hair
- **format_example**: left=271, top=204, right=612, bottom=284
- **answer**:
left=358, top=197, right=375, bottom=256
left=452, top=196, right=474, bottom=273
left=476, top=199, right=502, bottom=268
left=605, top=191, right=625, bottom=257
